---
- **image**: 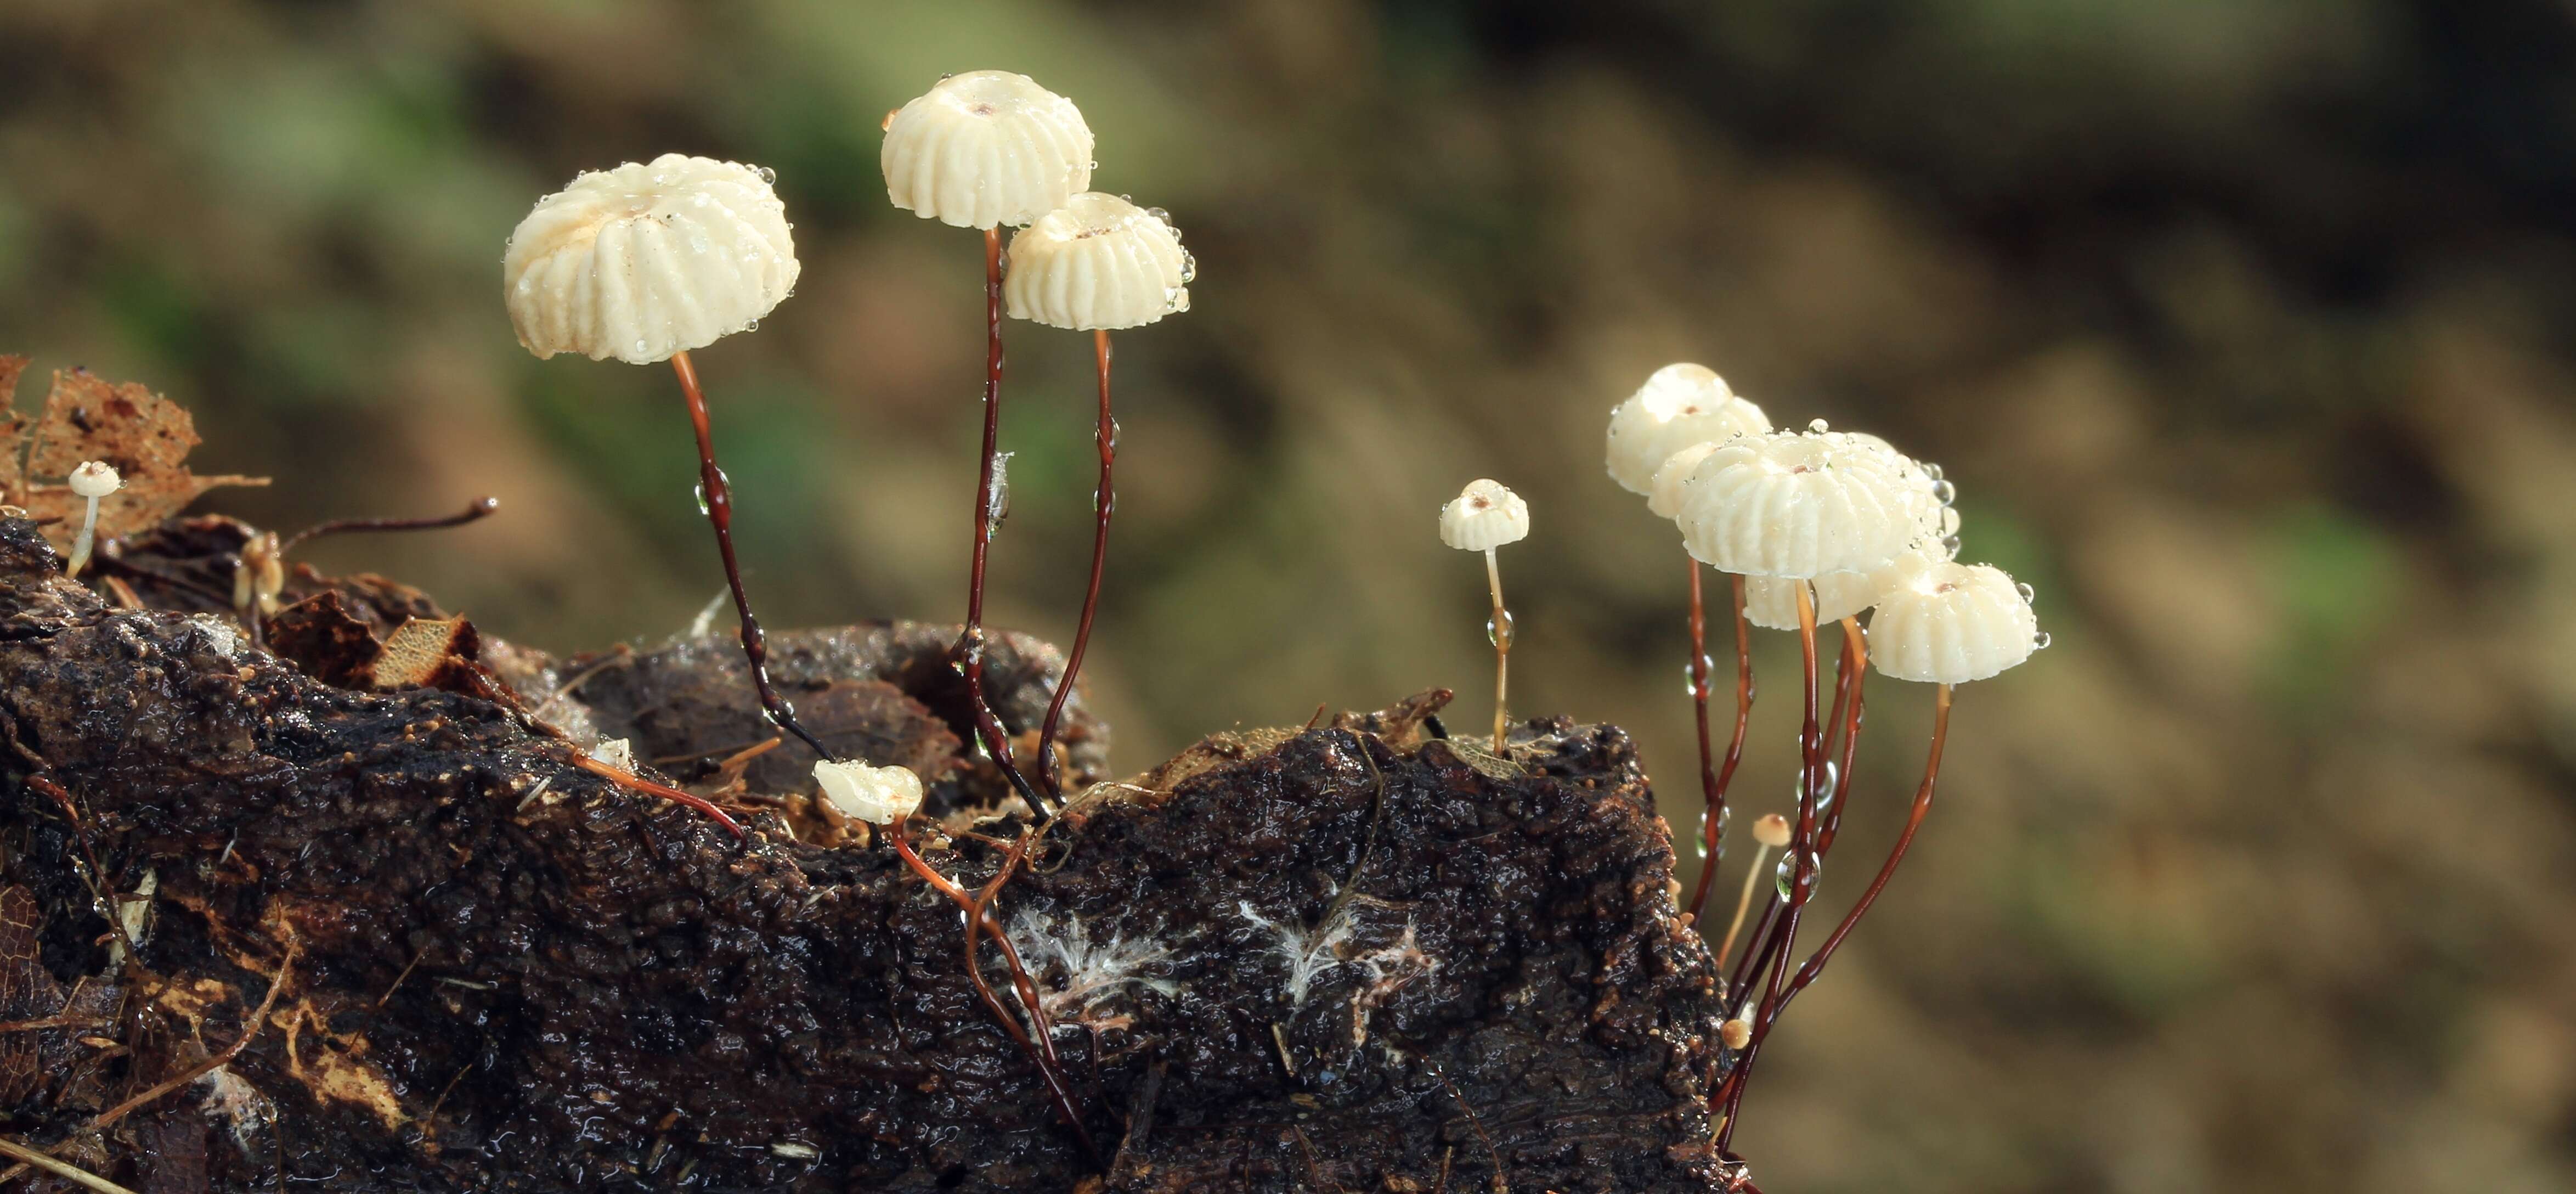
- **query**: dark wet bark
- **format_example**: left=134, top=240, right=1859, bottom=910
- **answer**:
left=0, top=515, right=1733, bottom=1192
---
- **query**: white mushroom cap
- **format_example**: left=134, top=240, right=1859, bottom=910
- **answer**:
left=1742, top=571, right=1878, bottom=631
left=1751, top=813, right=1793, bottom=848
left=814, top=759, right=925, bottom=825
left=882, top=70, right=1093, bottom=230
left=1004, top=193, right=1194, bottom=330
left=67, top=461, right=121, bottom=499
left=504, top=154, right=800, bottom=364
left=1868, top=559, right=2041, bottom=684
left=1646, top=442, right=1723, bottom=520
left=1438, top=478, right=1529, bottom=552
left=1846, top=431, right=1959, bottom=557
left=1671, top=430, right=1918, bottom=578
left=1605, top=364, right=1771, bottom=495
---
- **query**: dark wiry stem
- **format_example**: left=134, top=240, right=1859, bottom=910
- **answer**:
left=1774, top=683, right=1952, bottom=1020
left=283, top=496, right=499, bottom=556
left=669, top=350, right=832, bottom=762
left=956, top=228, right=1049, bottom=814
left=1037, top=329, right=1115, bottom=798
left=1715, top=581, right=1823, bottom=1153
left=1817, top=618, right=1867, bottom=855
left=1686, top=570, right=1755, bottom=924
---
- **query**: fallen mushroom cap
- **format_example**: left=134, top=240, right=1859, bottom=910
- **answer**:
left=1673, top=430, right=1918, bottom=578
left=1868, top=559, right=2041, bottom=684
left=67, top=461, right=121, bottom=499
left=504, top=154, right=800, bottom=365
left=1004, top=193, right=1195, bottom=330
left=1606, top=364, right=1771, bottom=495
left=814, top=759, right=925, bottom=825
left=882, top=70, right=1094, bottom=230
left=1742, top=571, right=1878, bottom=631
left=1438, top=478, right=1530, bottom=552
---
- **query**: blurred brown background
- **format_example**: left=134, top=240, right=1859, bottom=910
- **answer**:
left=4, top=1, right=2572, bottom=1189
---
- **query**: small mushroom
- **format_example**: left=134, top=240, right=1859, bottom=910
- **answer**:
left=1867, top=559, right=2041, bottom=686
left=880, top=71, right=1098, bottom=812
left=62, top=460, right=120, bottom=578
left=1669, top=429, right=1919, bottom=581
left=1438, top=478, right=1530, bottom=753
left=1715, top=812, right=1794, bottom=970
left=882, top=71, right=1093, bottom=230
left=1605, top=364, right=1770, bottom=495
left=1004, top=193, right=1196, bottom=799
left=812, top=760, right=925, bottom=826
left=503, top=154, right=826, bottom=768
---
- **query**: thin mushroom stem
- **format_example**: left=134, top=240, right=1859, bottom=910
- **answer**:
left=569, top=751, right=745, bottom=841
left=669, top=350, right=832, bottom=762
left=1817, top=617, right=1868, bottom=855
left=1714, top=840, right=1773, bottom=969
left=1037, top=328, right=1115, bottom=798
left=1686, top=570, right=1756, bottom=924
left=282, top=496, right=499, bottom=555
left=1775, top=683, right=1952, bottom=1020
left=1715, top=580, right=1823, bottom=1154
left=65, top=495, right=100, bottom=578
left=955, top=228, right=1052, bottom=815
left=885, top=818, right=1098, bottom=1161
left=1484, top=545, right=1513, bottom=753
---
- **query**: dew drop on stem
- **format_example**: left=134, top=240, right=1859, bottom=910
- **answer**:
left=1487, top=608, right=1516, bottom=650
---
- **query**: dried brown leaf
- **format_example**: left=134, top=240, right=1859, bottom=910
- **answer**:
left=14, top=367, right=265, bottom=550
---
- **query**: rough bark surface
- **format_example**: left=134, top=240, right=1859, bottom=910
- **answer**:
left=0, top=514, right=1734, bottom=1192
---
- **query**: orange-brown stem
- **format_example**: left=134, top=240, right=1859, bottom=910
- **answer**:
left=888, top=819, right=1097, bottom=1159
left=570, top=753, right=744, bottom=841
left=1037, top=328, right=1115, bottom=798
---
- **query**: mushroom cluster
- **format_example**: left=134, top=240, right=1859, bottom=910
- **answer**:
left=1592, top=363, right=2044, bottom=1152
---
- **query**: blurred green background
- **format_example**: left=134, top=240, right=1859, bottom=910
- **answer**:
left=4, top=1, right=2572, bottom=1189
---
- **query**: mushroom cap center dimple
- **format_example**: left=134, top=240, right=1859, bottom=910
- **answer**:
left=970, top=103, right=997, bottom=116
left=1470, top=496, right=1493, bottom=511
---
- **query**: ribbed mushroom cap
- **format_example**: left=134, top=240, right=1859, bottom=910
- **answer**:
left=1742, top=571, right=1878, bottom=631
left=1606, top=364, right=1771, bottom=495
left=1847, top=431, right=1960, bottom=557
left=67, top=461, right=121, bottom=499
left=1647, top=441, right=1724, bottom=520
left=1004, top=193, right=1194, bottom=330
left=814, top=760, right=925, bottom=825
left=1672, top=430, right=1918, bottom=578
left=1868, top=559, right=2041, bottom=684
left=504, top=154, right=800, bottom=364
left=1438, top=478, right=1529, bottom=552
left=882, top=71, right=1093, bottom=230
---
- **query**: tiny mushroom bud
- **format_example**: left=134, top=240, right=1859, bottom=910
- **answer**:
left=1752, top=813, right=1793, bottom=849
left=1672, top=430, right=1917, bottom=579
left=592, top=737, right=634, bottom=772
left=882, top=70, right=1094, bottom=230
left=63, top=460, right=121, bottom=579
left=1720, top=1018, right=1754, bottom=1050
left=504, top=153, right=800, bottom=365
left=814, top=759, right=925, bottom=826
left=1005, top=193, right=1194, bottom=329
left=1869, top=559, right=2042, bottom=684
left=1606, top=364, right=1771, bottom=496
left=1438, top=478, right=1530, bottom=553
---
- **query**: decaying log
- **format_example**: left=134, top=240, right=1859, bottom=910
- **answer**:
left=0, top=514, right=1735, bottom=1191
